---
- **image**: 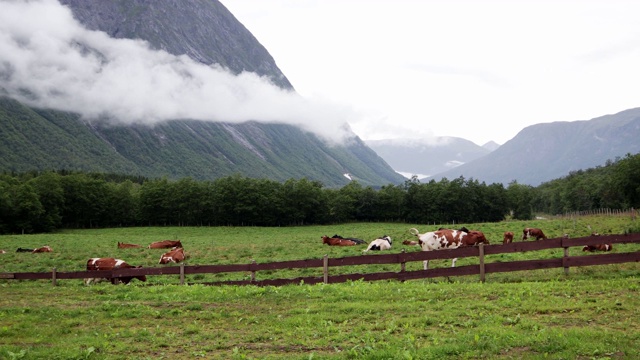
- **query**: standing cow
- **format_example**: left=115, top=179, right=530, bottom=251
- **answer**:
left=85, top=258, right=147, bottom=285
left=410, top=228, right=489, bottom=269
left=522, top=228, right=547, bottom=241
left=503, top=231, right=514, bottom=244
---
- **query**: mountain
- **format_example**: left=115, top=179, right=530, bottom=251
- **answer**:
left=0, top=0, right=405, bottom=187
left=365, top=137, right=492, bottom=179
left=429, top=108, right=640, bottom=186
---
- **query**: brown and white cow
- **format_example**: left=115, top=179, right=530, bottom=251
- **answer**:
left=0, top=249, right=6, bottom=254
left=85, top=258, right=147, bottom=285
left=117, top=242, right=142, bottom=249
left=148, top=240, right=183, bottom=249
left=582, top=244, right=613, bottom=252
left=503, top=231, right=514, bottom=244
left=32, top=245, right=52, bottom=253
left=522, top=228, right=547, bottom=241
left=410, top=228, right=489, bottom=269
left=159, top=247, right=186, bottom=264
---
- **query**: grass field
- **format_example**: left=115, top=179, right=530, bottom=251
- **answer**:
left=1, top=216, right=639, bottom=359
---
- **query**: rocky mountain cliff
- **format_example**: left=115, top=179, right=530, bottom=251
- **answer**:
left=0, top=0, right=405, bottom=187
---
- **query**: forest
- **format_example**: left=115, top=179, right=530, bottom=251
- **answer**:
left=1, top=153, right=638, bottom=234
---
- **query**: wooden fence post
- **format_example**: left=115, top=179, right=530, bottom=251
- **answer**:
left=52, top=267, right=57, bottom=287
left=478, top=244, right=485, bottom=283
left=563, top=247, right=570, bottom=275
left=179, top=263, right=185, bottom=285
left=400, top=249, right=406, bottom=272
left=250, top=259, right=256, bottom=282
left=323, top=254, right=329, bottom=284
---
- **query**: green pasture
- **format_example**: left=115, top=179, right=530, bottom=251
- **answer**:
left=1, top=216, right=639, bottom=359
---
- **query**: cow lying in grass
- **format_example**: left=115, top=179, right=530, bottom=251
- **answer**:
left=410, top=228, right=489, bottom=269
left=363, top=236, right=392, bottom=252
left=331, top=234, right=366, bottom=245
left=322, top=235, right=359, bottom=246
left=117, top=242, right=142, bottom=249
left=583, top=244, right=613, bottom=252
left=159, top=247, right=186, bottom=264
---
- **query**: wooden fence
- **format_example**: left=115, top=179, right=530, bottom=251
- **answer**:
left=2, top=233, right=640, bottom=286
left=557, top=207, right=637, bottom=219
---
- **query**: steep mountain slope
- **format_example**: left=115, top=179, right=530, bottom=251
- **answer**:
left=429, top=108, right=640, bottom=186
left=365, top=137, right=491, bottom=178
left=58, top=0, right=292, bottom=89
left=0, top=0, right=405, bottom=187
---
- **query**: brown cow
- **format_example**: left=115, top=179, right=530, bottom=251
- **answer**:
left=148, top=240, right=183, bottom=249
left=583, top=244, right=613, bottom=252
left=522, top=228, right=547, bottom=241
left=159, top=247, right=186, bottom=264
left=117, top=242, right=142, bottom=249
left=503, top=231, right=514, bottom=244
left=32, top=246, right=52, bottom=253
left=85, top=257, right=147, bottom=285
left=321, top=235, right=358, bottom=246
left=402, top=240, right=419, bottom=246
left=410, top=228, right=489, bottom=269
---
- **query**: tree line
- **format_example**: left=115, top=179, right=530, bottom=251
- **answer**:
left=1, top=153, right=638, bottom=234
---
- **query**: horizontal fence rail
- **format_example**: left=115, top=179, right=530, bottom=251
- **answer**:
left=1, top=233, right=639, bottom=286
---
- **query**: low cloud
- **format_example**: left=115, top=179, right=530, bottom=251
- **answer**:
left=0, top=0, right=355, bottom=143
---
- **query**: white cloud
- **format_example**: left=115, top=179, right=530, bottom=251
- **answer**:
left=0, top=0, right=357, bottom=143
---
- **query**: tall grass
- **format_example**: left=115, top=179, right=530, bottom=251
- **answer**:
left=1, top=215, right=639, bottom=359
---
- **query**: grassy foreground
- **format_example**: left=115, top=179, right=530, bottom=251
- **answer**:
left=1, top=216, right=639, bottom=359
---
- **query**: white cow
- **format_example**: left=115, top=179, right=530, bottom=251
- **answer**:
left=363, top=235, right=392, bottom=252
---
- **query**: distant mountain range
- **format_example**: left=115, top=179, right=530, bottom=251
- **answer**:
left=370, top=108, right=640, bottom=186
left=365, top=137, right=495, bottom=178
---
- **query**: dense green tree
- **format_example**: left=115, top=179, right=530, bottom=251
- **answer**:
left=507, top=181, right=534, bottom=220
left=27, top=172, right=64, bottom=232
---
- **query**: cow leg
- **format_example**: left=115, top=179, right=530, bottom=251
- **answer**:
left=423, top=260, right=429, bottom=270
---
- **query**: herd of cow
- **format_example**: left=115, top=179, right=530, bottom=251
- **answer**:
left=324, top=227, right=614, bottom=270
left=1, top=227, right=613, bottom=285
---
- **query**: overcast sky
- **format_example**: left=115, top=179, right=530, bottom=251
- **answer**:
left=221, top=0, right=640, bottom=145
left=2, top=1, right=639, bottom=147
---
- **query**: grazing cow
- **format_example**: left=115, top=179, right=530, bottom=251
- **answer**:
left=410, top=228, right=489, bottom=270
left=583, top=244, right=613, bottom=252
left=503, top=231, right=514, bottom=244
left=85, top=257, right=147, bottom=285
left=159, top=247, right=186, bottom=264
left=363, top=236, right=393, bottom=252
left=32, top=246, right=52, bottom=253
left=148, top=240, right=183, bottom=249
left=331, top=234, right=366, bottom=245
left=117, top=242, right=142, bottom=249
left=522, top=228, right=547, bottom=241
left=321, top=235, right=358, bottom=246
left=16, top=247, right=34, bottom=252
